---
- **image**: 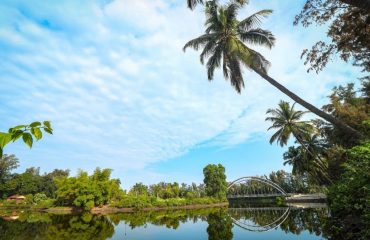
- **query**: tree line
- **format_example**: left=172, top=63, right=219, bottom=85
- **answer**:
left=0, top=159, right=228, bottom=210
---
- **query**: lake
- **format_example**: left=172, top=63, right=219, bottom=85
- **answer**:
left=0, top=205, right=329, bottom=240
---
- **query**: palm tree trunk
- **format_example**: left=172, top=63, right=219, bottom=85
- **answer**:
left=253, top=68, right=362, bottom=138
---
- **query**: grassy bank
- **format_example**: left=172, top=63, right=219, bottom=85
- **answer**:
left=1, top=196, right=228, bottom=214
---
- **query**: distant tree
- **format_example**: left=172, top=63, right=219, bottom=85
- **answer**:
left=40, top=169, right=70, bottom=198
left=203, top=164, right=227, bottom=199
left=55, top=168, right=123, bottom=210
left=295, top=0, right=370, bottom=77
left=0, top=154, right=19, bottom=198
left=129, top=182, right=149, bottom=196
left=0, top=121, right=53, bottom=158
left=7, top=168, right=42, bottom=195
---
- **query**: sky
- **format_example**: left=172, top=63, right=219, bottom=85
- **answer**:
left=0, top=0, right=363, bottom=189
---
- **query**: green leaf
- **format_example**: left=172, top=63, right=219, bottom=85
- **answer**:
left=0, top=132, right=12, bottom=148
left=44, top=128, right=53, bottom=135
left=13, top=125, right=27, bottom=130
left=43, top=121, right=52, bottom=129
left=30, top=122, right=41, bottom=127
left=11, top=130, right=24, bottom=142
left=22, top=133, right=33, bottom=148
left=33, top=128, right=43, bottom=140
left=0, top=147, right=2, bottom=158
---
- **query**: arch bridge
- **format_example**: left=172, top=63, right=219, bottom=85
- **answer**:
left=227, top=176, right=288, bottom=199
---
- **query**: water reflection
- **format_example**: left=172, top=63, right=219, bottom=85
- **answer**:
left=0, top=206, right=329, bottom=240
left=229, top=207, right=291, bottom=232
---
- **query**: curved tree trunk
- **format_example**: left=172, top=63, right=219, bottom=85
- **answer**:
left=253, top=68, right=362, bottom=138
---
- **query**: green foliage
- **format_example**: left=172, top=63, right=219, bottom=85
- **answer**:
left=54, top=168, right=124, bottom=210
left=0, top=121, right=53, bottom=158
left=318, top=81, right=370, bottom=147
left=111, top=195, right=222, bottom=210
left=33, top=193, right=48, bottom=204
left=0, top=154, right=19, bottom=198
left=207, top=209, right=233, bottom=240
left=203, top=164, right=227, bottom=199
left=327, top=142, right=370, bottom=240
left=129, top=182, right=149, bottom=196
left=266, top=100, right=312, bottom=147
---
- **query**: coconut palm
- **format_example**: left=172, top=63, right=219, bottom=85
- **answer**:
left=265, top=100, right=312, bottom=147
left=283, top=146, right=308, bottom=176
left=183, top=0, right=360, bottom=137
left=283, top=145, right=328, bottom=184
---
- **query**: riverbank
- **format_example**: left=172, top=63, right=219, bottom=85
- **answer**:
left=286, top=193, right=327, bottom=203
left=45, top=202, right=229, bottom=214
left=0, top=202, right=229, bottom=215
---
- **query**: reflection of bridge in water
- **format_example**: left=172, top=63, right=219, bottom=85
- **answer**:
left=228, top=207, right=291, bottom=232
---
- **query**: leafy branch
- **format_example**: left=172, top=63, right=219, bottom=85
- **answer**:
left=0, top=121, right=53, bottom=157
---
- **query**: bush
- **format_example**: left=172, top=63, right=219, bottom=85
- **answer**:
left=327, top=142, right=370, bottom=240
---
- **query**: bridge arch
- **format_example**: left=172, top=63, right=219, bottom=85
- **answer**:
left=228, top=207, right=291, bottom=232
left=227, top=176, right=288, bottom=198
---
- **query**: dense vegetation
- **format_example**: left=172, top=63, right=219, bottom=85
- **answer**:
left=265, top=82, right=369, bottom=240
left=0, top=162, right=227, bottom=211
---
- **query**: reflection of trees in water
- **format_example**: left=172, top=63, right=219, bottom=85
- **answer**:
left=207, top=209, right=233, bottom=240
left=279, top=209, right=327, bottom=236
left=228, top=207, right=328, bottom=236
left=110, top=208, right=219, bottom=230
left=42, top=214, right=114, bottom=240
left=1, top=207, right=356, bottom=239
left=0, top=213, right=114, bottom=240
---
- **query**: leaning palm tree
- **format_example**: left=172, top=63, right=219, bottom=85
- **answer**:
left=265, top=100, right=312, bottom=147
left=183, top=0, right=360, bottom=137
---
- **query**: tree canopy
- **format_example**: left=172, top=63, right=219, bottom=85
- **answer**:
left=203, top=164, right=227, bottom=199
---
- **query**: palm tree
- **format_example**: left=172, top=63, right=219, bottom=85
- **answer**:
left=283, top=145, right=328, bottom=184
left=283, top=146, right=308, bottom=176
left=265, top=100, right=312, bottom=147
left=183, top=0, right=360, bottom=137
left=266, top=101, right=331, bottom=182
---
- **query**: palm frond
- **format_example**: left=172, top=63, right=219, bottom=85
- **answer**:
left=187, top=0, right=204, bottom=10
left=206, top=46, right=223, bottom=80
left=239, top=28, right=275, bottom=49
left=228, top=55, right=244, bottom=93
left=183, top=34, right=215, bottom=52
left=238, top=9, right=273, bottom=30
left=269, top=128, right=283, bottom=145
left=200, top=38, right=219, bottom=64
left=222, top=52, right=230, bottom=79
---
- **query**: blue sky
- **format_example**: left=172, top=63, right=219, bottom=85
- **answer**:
left=0, top=0, right=363, bottom=189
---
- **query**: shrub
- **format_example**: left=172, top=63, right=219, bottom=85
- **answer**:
left=327, top=142, right=370, bottom=240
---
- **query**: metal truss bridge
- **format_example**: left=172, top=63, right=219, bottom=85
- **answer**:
left=227, top=176, right=288, bottom=199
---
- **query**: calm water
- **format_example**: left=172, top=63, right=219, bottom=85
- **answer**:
left=0, top=205, right=329, bottom=240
